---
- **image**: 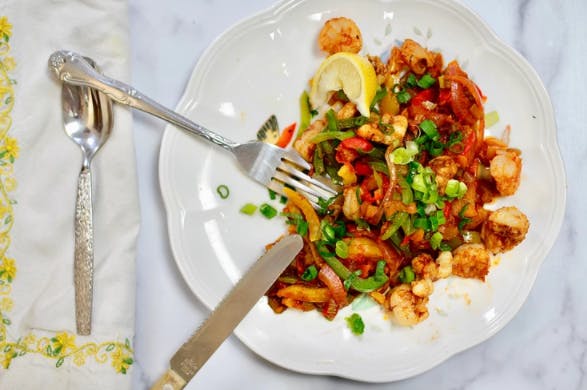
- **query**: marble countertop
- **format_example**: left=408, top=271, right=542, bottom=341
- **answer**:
left=130, top=0, right=586, bottom=389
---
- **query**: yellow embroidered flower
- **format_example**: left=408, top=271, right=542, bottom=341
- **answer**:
left=0, top=17, right=12, bottom=38
left=23, top=333, right=36, bottom=346
left=1, top=56, right=15, bottom=71
left=0, top=257, right=15, bottom=280
left=4, top=176, right=15, bottom=192
left=1, top=351, right=14, bottom=368
left=73, top=351, right=86, bottom=366
left=111, top=348, right=132, bottom=374
left=0, top=296, right=12, bottom=311
left=53, top=332, right=76, bottom=353
left=2, top=136, right=18, bottom=160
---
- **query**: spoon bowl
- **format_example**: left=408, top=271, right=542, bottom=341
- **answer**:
left=62, top=58, right=113, bottom=335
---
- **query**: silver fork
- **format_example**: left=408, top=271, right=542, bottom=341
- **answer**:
left=48, top=50, right=338, bottom=207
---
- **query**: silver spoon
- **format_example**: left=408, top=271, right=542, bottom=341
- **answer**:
left=62, top=58, right=113, bottom=335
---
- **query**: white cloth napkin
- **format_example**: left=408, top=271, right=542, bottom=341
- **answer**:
left=0, top=0, right=139, bottom=389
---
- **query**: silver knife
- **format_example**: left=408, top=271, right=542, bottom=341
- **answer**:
left=151, top=234, right=303, bottom=390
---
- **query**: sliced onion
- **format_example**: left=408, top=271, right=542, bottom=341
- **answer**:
left=318, top=264, right=347, bottom=306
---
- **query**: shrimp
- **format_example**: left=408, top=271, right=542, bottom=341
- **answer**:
left=294, top=119, right=325, bottom=161
left=336, top=102, right=358, bottom=120
left=411, top=253, right=439, bottom=281
left=318, top=17, right=362, bottom=55
left=436, top=251, right=453, bottom=279
left=356, top=114, right=408, bottom=145
left=391, top=39, right=442, bottom=76
left=342, top=185, right=360, bottom=220
left=429, top=155, right=459, bottom=195
left=452, top=243, right=490, bottom=281
left=489, top=150, right=522, bottom=196
left=388, top=284, right=430, bottom=326
left=481, top=206, right=529, bottom=253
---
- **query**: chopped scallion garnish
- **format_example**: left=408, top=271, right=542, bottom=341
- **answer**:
left=301, top=265, right=318, bottom=281
left=216, top=184, right=230, bottom=199
left=345, top=313, right=365, bottom=335
left=398, top=265, right=415, bottom=283
left=240, top=203, right=257, bottom=215
left=259, top=203, right=278, bottom=219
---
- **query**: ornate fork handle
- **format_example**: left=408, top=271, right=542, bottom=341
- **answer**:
left=48, top=50, right=238, bottom=151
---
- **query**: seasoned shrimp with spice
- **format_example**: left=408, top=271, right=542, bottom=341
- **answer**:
left=388, top=283, right=430, bottom=326
left=490, top=150, right=522, bottom=196
left=481, top=206, right=530, bottom=253
left=318, top=17, right=362, bottom=55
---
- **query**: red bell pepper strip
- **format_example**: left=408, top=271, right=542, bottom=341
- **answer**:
left=275, top=122, right=296, bottom=148
left=340, top=136, right=374, bottom=153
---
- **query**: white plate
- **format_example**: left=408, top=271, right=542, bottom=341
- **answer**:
left=158, top=0, right=565, bottom=382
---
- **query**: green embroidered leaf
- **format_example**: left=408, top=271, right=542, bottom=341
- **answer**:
left=46, top=345, right=53, bottom=355
left=120, top=367, right=127, bottom=375
left=53, top=345, right=62, bottom=356
left=105, top=343, right=115, bottom=352
left=123, top=358, right=133, bottom=365
left=2, top=317, right=11, bottom=325
left=0, top=151, right=7, bottom=159
left=125, top=338, right=131, bottom=349
left=56, top=357, right=65, bottom=368
left=3, top=345, right=11, bottom=352
left=50, top=337, right=57, bottom=343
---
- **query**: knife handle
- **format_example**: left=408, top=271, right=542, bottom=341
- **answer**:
left=151, top=369, right=187, bottom=390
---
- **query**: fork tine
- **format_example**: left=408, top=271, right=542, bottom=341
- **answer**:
left=272, top=170, right=334, bottom=201
left=267, top=180, right=321, bottom=207
left=280, top=148, right=312, bottom=171
left=276, top=161, right=338, bottom=196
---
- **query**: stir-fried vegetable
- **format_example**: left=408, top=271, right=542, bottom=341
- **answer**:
left=265, top=19, right=529, bottom=329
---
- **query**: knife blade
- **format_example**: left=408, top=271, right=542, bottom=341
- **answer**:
left=151, top=234, right=303, bottom=390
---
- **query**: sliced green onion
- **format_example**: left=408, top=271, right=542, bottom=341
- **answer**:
left=301, top=265, right=318, bottom=281
left=430, top=231, right=443, bottom=250
left=445, top=179, right=468, bottom=198
left=321, top=222, right=337, bottom=243
left=345, top=313, right=365, bottom=335
left=239, top=203, right=257, bottom=215
left=296, top=220, right=309, bottom=236
left=406, top=73, right=418, bottom=88
left=390, top=141, right=419, bottom=165
left=419, top=120, right=439, bottom=140
left=259, top=203, right=277, bottom=219
left=417, top=73, right=436, bottom=89
left=268, top=189, right=277, bottom=200
left=381, top=211, right=408, bottom=240
left=216, top=184, right=230, bottom=199
left=396, top=90, right=411, bottom=104
left=335, top=240, right=349, bottom=259
left=398, top=265, right=415, bottom=283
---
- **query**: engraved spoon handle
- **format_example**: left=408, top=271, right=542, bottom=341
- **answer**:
left=74, top=166, right=93, bottom=335
left=49, top=50, right=237, bottom=151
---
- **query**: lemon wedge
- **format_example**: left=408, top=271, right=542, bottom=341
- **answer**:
left=309, top=52, right=378, bottom=117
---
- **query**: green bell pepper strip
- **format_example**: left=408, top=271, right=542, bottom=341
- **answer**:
left=320, top=251, right=388, bottom=293
left=311, top=130, right=355, bottom=144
